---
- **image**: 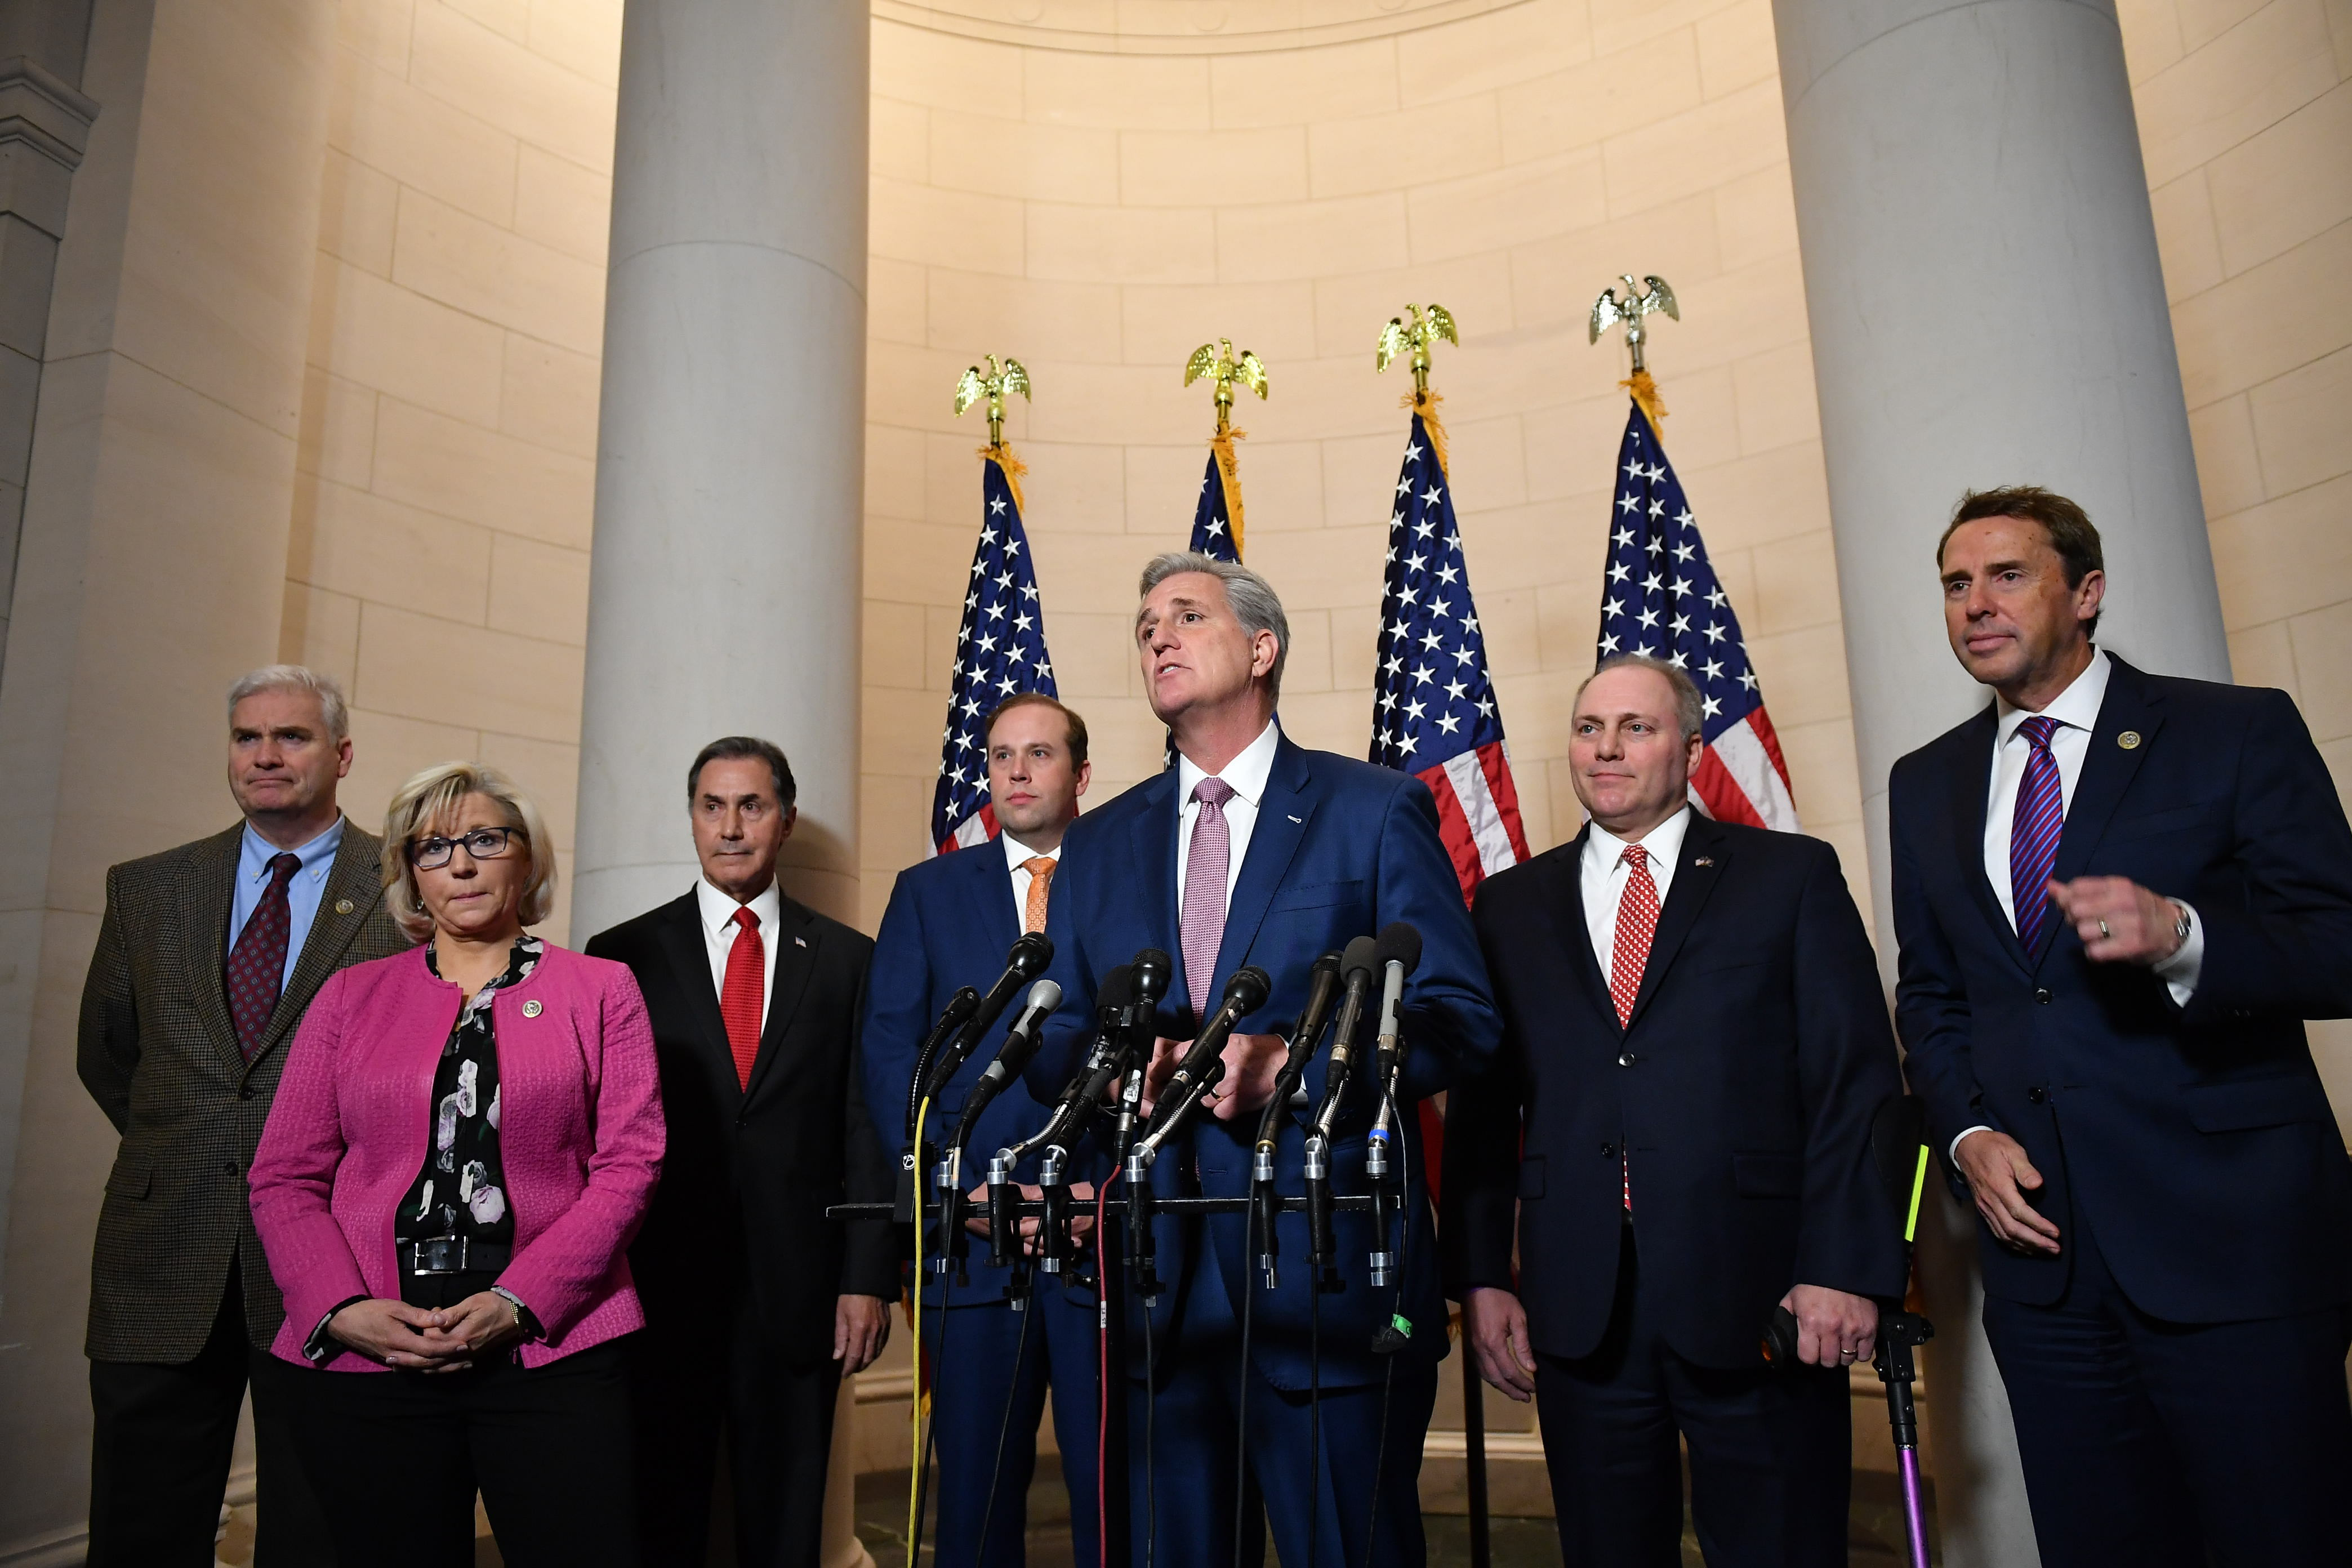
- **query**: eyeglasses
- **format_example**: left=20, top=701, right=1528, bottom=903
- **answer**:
left=408, top=826, right=522, bottom=870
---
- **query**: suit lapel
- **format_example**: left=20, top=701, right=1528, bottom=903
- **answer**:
left=1624, top=815, right=1732, bottom=1032
left=966, top=835, right=1024, bottom=951
left=654, top=890, right=737, bottom=1093
left=743, top=897, right=821, bottom=1102
left=1212, top=740, right=1316, bottom=1001
left=184, top=826, right=247, bottom=1075
left=253, top=825, right=382, bottom=1063
left=1129, top=772, right=1184, bottom=1011
left=1947, top=706, right=2030, bottom=975
left=1536, top=828, right=1614, bottom=1026
left=2049, top=657, right=2163, bottom=888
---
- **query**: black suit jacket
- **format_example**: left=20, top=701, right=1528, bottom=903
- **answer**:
left=1444, top=814, right=1906, bottom=1368
left=586, top=888, right=897, bottom=1361
left=1891, top=654, right=2352, bottom=1320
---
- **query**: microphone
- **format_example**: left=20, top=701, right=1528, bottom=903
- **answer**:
left=1020, top=966, right=1136, bottom=1160
left=923, top=932, right=1053, bottom=1106
left=1309, top=935, right=1384, bottom=1137
left=1369, top=923, right=1422, bottom=1095
left=905, top=986, right=980, bottom=1141
left=1255, top=951, right=1346, bottom=1156
left=1143, top=965, right=1271, bottom=1138
left=1128, top=946, right=1172, bottom=1022
left=948, top=978, right=1062, bottom=1159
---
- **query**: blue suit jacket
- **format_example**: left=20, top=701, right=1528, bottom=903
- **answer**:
left=1030, top=733, right=1501, bottom=1391
left=862, top=841, right=1078, bottom=1308
left=1891, top=654, right=2352, bottom=1320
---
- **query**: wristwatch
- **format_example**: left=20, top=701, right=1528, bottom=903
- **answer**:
left=2168, top=901, right=2193, bottom=956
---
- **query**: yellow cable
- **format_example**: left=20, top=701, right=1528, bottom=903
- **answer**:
left=907, top=1097, right=930, bottom=1555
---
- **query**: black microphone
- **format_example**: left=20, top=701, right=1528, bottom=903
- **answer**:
left=1308, top=936, right=1383, bottom=1137
left=905, top=985, right=981, bottom=1142
left=923, top=931, right=1053, bottom=1105
left=1024, top=966, right=1136, bottom=1159
left=1144, top=965, right=1271, bottom=1138
left=1256, top=951, right=1345, bottom=1156
left=948, top=978, right=1062, bottom=1159
left=1128, top=947, right=1172, bottom=1023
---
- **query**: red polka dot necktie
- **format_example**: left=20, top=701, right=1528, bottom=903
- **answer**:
left=1608, top=843, right=1660, bottom=1213
left=720, top=905, right=765, bottom=1091
left=2010, top=715, right=2066, bottom=954
left=225, top=853, right=301, bottom=1061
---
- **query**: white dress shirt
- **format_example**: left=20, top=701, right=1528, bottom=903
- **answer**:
left=694, top=876, right=782, bottom=1034
left=1173, top=719, right=1282, bottom=920
left=1001, top=831, right=1063, bottom=926
left=1955, top=649, right=2200, bottom=1158
left=1579, top=808, right=1693, bottom=977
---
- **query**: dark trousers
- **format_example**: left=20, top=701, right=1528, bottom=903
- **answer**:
left=87, top=1260, right=336, bottom=1568
left=928, top=1281, right=1108, bottom=1568
left=629, top=1290, right=844, bottom=1568
left=292, top=1335, right=638, bottom=1568
left=1981, top=1208, right=2352, bottom=1568
left=1533, top=1226, right=1850, bottom=1568
left=1129, top=1241, right=1437, bottom=1568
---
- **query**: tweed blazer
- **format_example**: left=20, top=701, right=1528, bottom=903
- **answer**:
left=78, top=820, right=411, bottom=1361
left=250, top=944, right=663, bottom=1371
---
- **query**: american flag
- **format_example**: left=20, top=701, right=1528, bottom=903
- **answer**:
left=930, top=453, right=1059, bottom=855
left=1370, top=410, right=1532, bottom=901
left=1598, top=404, right=1797, bottom=830
left=1189, top=441, right=1242, bottom=562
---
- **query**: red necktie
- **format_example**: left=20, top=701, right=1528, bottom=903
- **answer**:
left=225, top=853, right=300, bottom=1061
left=1608, top=843, right=1660, bottom=1212
left=720, top=905, right=765, bottom=1090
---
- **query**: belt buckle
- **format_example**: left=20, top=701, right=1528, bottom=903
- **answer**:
left=409, top=1235, right=466, bottom=1276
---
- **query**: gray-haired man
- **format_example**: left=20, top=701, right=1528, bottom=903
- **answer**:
left=79, top=665, right=409, bottom=1566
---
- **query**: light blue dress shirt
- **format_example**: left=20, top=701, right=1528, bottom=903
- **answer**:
left=229, top=816, right=348, bottom=992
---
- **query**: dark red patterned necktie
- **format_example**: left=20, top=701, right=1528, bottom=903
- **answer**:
left=226, top=853, right=300, bottom=1060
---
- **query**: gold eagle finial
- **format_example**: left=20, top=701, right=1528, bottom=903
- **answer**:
left=1588, top=275, right=1678, bottom=373
left=1184, top=339, right=1268, bottom=436
left=953, top=354, right=1031, bottom=449
left=1375, top=303, right=1459, bottom=399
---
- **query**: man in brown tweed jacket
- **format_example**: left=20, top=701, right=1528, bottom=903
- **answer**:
left=78, top=665, right=409, bottom=1567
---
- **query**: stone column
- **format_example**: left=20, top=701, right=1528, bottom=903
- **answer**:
left=1771, top=2, right=2229, bottom=1564
left=574, top=0, right=870, bottom=938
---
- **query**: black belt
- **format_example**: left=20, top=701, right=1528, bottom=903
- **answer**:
left=399, top=1236, right=512, bottom=1276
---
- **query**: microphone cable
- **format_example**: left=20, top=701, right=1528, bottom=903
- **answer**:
left=906, top=1097, right=931, bottom=1558
left=976, top=1267, right=1041, bottom=1566
left=1358, top=1087, right=1415, bottom=1568
left=1232, top=1165, right=1255, bottom=1568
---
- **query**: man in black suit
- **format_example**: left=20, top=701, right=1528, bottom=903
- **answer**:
left=1446, top=654, right=1905, bottom=1568
left=584, top=737, right=897, bottom=1568
left=1891, top=487, right=2352, bottom=1567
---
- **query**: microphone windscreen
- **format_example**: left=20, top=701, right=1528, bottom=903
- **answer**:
left=1009, top=930, right=1054, bottom=975
left=1024, top=978, right=1063, bottom=1014
left=1375, top=922, right=1423, bottom=976
left=1226, top=964, right=1272, bottom=1012
left=1129, top=948, right=1172, bottom=1006
left=1340, top=934, right=1380, bottom=979
left=1095, top=965, right=1133, bottom=1011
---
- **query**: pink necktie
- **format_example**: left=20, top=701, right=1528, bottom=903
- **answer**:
left=1180, top=778, right=1235, bottom=1018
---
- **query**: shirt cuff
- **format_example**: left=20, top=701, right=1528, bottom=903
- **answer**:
left=1948, top=1125, right=1995, bottom=1164
left=2152, top=899, right=2202, bottom=1006
left=306, top=1295, right=370, bottom=1364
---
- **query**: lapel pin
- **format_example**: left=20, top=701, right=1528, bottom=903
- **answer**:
left=795, top=936, right=808, bottom=948
left=1694, top=856, right=1714, bottom=867
left=1288, top=814, right=1303, bottom=823
left=334, top=898, right=355, bottom=915
left=520, top=999, right=542, bottom=1018
left=2117, top=730, right=2142, bottom=750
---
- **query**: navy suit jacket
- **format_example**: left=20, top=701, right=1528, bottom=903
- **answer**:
left=1891, top=654, right=2352, bottom=1320
left=1030, top=732, right=1501, bottom=1392
left=862, top=841, right=1080, bottom=1307
left=1444, top=815, right=1907, bottom=1367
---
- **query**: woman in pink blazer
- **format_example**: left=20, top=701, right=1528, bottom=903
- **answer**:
left=250, top=762, right=662, bottom=1568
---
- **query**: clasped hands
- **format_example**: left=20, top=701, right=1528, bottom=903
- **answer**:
left=1462, top=1282, right=1878, bottom=1402
left=328, top=1291, right=523, bottom=1372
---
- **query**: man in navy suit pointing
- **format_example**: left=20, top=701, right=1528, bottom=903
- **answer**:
left=1034, top=552, right=1499, bottom=1568
left=1891, top=487, right=2352, bottom=1567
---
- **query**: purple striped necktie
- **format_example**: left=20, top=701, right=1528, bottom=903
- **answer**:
left=2010, top=715, right=2066, bottom=952
left=1180, top=777, right=1235, bottom=1018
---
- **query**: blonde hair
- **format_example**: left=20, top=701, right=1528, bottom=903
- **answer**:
left=381, top=761, right=556, bottom=940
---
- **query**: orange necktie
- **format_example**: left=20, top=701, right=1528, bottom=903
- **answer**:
left=720, top=905, right=765, bottom=1090
left=1022, top=857, right=1056, bottom=934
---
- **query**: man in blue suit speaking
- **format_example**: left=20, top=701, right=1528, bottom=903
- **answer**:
left=1032, top=551, right=1500, bottom=1568
left=1892, top=487, right=2352, bottom=1567
left=863, top=693, right=1108, bottom=1568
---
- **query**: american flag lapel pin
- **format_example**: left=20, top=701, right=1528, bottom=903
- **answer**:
left=1693, top=856, right=1715, bottom=867
left=794, top=936, right=808, bottom=948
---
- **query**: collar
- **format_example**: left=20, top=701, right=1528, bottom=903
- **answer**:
left=696, top=874, right=783, bottom=939
left=1583, top=804, right=1694, bottom=876
left=1175, top=720, right=1281, bottom=810
left=1000, top=831, right=1064, bottom=872
left=1997, top=647, right=2111, bottom=746
left=239, top=814, right=346, bottom=884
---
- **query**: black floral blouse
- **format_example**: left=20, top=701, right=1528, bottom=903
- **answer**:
left=394, top=936, right=541, bottom=1255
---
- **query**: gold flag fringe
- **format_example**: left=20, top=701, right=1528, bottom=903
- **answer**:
left=979, top=443, right=1027, bottom=514
left=1621, top=369, right=1667, bottom=427
left=1210, top=426, right=1248, bottom=559
left=1403, top=388, right=1451, bottom=476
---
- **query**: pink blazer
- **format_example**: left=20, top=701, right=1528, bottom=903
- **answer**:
left=250, top=943, right=664, bottom=1371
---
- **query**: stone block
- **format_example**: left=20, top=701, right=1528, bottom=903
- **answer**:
left=1309, top=250, right=1514, bottom=361
left=409, top=0, right=618, bottom=172
left=2208, top=469, right=2352, bottom=626
left=1731, top=340, right=1821, bottom=456
left=1589, top=0, right=1747, bottom=59
left=328, top=44, right=519, bottom=226
left=1535, top=574, right=1609, bottom=670
left=515, top=144, right=611, bottom=265
left=1498, top=25, right=1702, bottom=163
left=1307, top=95, right=1503, bottom=202
left=1668, top=439, right=1833, bottom=556
left=1745, top=621, right=1853, bottom=728
left=478, top=730, right=583, bottom=851
left=1406, top=149, right=1608, bottom=266
left=2249, top=344, right=2352, bottom=497
left=1445, top=412, right=1531, bottom=510
left=1398, top=0, right=1595, bottom=106
left=872, top=22, right=1021, bottom=118
left=444, top=0, right=528, bottom=44
left=317, top=147, right=399, bottom=277
left=1773, top=715, right=1861, bottom=826
left=2226, top=617, right=2297, bottom=698
left=499, top=333, right=600, bottom=460
left=1322, top=429, right=1406, bottom=534
left=1019, top=439, right=1130, bottom=534
left=2148, top=169, right=2224, bottom=304
left=1024, top=51, right=1210, bottom=131
left=341, top=706, right=484, bottom=832
left=0, top=342, right=37, bottom=483
left=1283, top=607, right=1334, bottom=693
left=1038, top=609, right=1134, bottom=701
left=930, top=109, right=1120, bottom=205
left=870, top=257, right=926, bottom=348
left=307, top=261, right=505, bottom=428
left=1125, top=443, right=1214, bottom=537
left=1241, top=519, right=1387, bottom=612
left=865, top=682, right=951, bottom=778
left=1025, top=201, right=1215, bottom=286
left=863, top=599, right=928, bottom=693
left=340, top=0, right=416, bottom=74
left=297, top=367, right=378, bottom=487
left=355, top=602, right=584, bottom=742
left=1646, top=364, right=1744, bottom=471
left=865, top=515, right=979, bottom=604
left=372, top=395, right=594, bottom=548
left=2188, top=393, right=2265, bottom=517
left=868, top=340, right=990, bottom=436
left=1118, top=280, right=1321, bottom=368
left=1330, top=602, right=1380, bottom=691
left=527, top=0, right=623, bottom=89
left=1022, top=359, right=1198, bottom=445
left=924, top=602, right=963, bottom=692
left=863, top=424, right=926, bottom=523
left=2115, top=0, right=2185, bottom=82
left=1521, top=395, right=1650, bottom=504
left=2171, top=219, right=2352, bottom=404
left=1216, top=191, right=1409, bottom=284
left=1651, top=250, right=1811, bottom=375
left=1211, top=38, right=1398, bottom=128
left=1696, top=1, right=1779, bottom=98
left=1598, top=79, right=1785, bottom=219
left=2287, top=598, right=2352, bottom=741
left=2177, top=0, right=2276, bottom=52
left=279, top=582, right=362, bottom=689
left=487, top=532, right=590, bottom=644
left=871, top=95, right=928, bottom=184
left=1746, top=526, right=1842, bottom=638
left=2132, top=0, right=2335, bottom=189
left=393, top=188, right=606, bottom=355
left=290, top=476, right=495, bottom=622
left=2208, top=81, right=2352, bottom=278
left=1478, top=583, right=1542, bottom=678
left=1712, top=164, right=1800, bottom=272
left=1508, top=191, right=1723, bottom=331
left=1119, top=124, right=1311, bottom=208
left=924, top=268, right=1124, bottom=366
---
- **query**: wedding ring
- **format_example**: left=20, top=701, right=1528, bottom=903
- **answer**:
left=2097, top=918, right=2112, bottom=939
